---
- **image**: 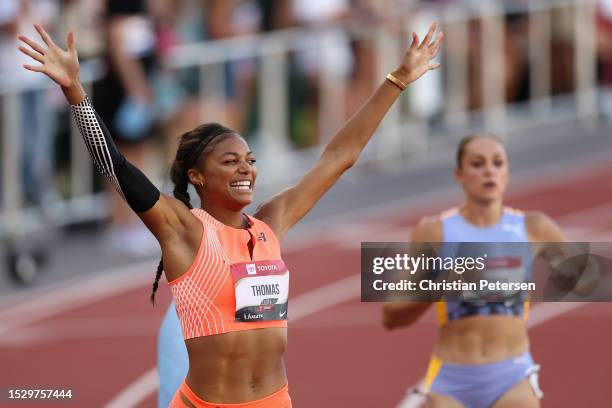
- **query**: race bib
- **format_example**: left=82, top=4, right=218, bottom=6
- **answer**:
left=464, top=256, right=528, bottom=302
left=230, top=260, right=289, bottom=322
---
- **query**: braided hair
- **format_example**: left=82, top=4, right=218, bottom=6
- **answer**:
left=149, top=123, right=236, bottom=305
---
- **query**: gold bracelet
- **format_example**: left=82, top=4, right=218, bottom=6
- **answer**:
left=386, top=73, right=408, bottom=91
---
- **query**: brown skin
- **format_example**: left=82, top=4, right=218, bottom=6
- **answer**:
left=188, top=136, right=259, bottom=215
left=20, top=23, right=444, bottom=402
left=382, top=136, right=598, bottom=407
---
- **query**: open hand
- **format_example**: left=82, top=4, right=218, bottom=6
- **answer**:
left=394, top=22, right=444, bottom=85
left=18, top=24, right=79, bottom=88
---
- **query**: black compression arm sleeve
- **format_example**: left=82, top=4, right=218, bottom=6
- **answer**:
left=70, top=97, right=160, bottom=213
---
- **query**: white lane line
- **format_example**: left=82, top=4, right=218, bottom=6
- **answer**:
left=104, top=369, right=159, bottom=408
left=0, top=261, right=156, bottom=336
left=289, top=274, right=361, bottom=321
left=525, top=302, right=590, bottom=329
left=0, top=315, right=163, bottom=346
left=554, top=202, right=612, bottom=228
left=0, top=275, right=360, bottom=346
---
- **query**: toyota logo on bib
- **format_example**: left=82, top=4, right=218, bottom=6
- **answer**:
left=246, top=264, right=257, bottom=275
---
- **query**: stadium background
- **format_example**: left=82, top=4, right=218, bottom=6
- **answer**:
left=1, top=0, right=611, bottom=407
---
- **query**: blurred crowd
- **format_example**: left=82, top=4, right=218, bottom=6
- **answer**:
left=1, top=0, right=612, bottom=256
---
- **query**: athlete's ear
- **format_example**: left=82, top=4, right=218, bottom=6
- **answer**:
left=187, top=168, right=205, bottom=187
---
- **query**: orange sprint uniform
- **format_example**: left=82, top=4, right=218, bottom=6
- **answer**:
left=170, top=383, right=291, bottom=408
left=168, top=209, right=291, bottom=407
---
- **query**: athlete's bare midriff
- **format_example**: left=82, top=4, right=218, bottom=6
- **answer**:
left=184, top=327, right=287, bottom=403
left=435, top=316, right=529, bottom=364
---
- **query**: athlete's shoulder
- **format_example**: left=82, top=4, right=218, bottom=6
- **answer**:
left=439, top=207, right=459, bottom=220
left=524, top=210, right=552, bottom=227
left=190, top=208, right=223, bottom=229
left=503, top=206, right=526, bottom=217
left=249, top=214, right=281, bottom=245
left=412, top=215, right=443, bottom=243
left=249, top=213, right=270, bottom=229
left=524, top=211, right=566, bottom=242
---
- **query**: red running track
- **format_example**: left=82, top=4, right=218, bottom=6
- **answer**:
left=1, top=163, right=612, bottom=407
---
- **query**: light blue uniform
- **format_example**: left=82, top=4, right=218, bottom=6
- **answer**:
left=157, top=302, right=188, bottom=408
left=438, top=207, right=533, bottom=321
left=424, top=207, right=543, bottom=408
left=441, top=207, right=528, bottom=243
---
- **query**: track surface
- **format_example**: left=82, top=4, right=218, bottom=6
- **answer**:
left=1, top=163, right=612, bottom=408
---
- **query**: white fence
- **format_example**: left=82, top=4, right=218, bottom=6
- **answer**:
left=0, top=0, right=602, bottom=240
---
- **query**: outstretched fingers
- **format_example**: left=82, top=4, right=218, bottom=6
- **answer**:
left=429, top=32, right=444, bottom=58
left=419, top=22, right=437, bottom=49
left=18, top=35, right=45, bottom=55
left=66, top=31, right=77, bottom=54
left=23, top=64, right=45, bottom=73
left=67, top=31, right=76, bottom=54
left=34, top=23, right=55, bottom=48
left=18, top=45, right=44, bottom=63
left=410, top=32, right=420, bottom=49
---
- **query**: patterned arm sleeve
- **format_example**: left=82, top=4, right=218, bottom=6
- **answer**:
left=70, top=97, right=160, bottom=212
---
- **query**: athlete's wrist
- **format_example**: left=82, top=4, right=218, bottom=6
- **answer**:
left=386, top=72, right=408, bottom=92
left=390, top=67, right=412, bottom=87
left=62, top=79, right=86, bottom=105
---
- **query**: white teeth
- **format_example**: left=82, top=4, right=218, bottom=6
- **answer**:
left=230, top=180, right=252, bottom=191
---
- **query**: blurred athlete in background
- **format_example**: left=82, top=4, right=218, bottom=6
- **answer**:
left=383, top=134, right=598, bottom=408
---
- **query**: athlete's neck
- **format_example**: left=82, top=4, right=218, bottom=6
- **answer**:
left=459, top=200, right=503, bottom=227
left=200, top=204, right=247, bottom=229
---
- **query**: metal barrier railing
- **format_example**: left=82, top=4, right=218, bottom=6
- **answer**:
left=0, top=0, right=601, bottom=244
left=0, top=60, right=105, bottom=240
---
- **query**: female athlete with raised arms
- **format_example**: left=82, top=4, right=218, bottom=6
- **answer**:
left=19, top=22, right=443, bottom=407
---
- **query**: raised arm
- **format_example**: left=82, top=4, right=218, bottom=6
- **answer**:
left=255, top=23, right=444, bottom=240
left=18, top=25, right=195, bottom=243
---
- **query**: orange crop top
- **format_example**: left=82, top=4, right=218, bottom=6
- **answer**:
left=168, top=209, right=289, bottom=340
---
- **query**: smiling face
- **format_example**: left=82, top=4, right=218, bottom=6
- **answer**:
left=455, top=136, right=509, bottom=204
left=188, top=134, right=257, bottom=211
